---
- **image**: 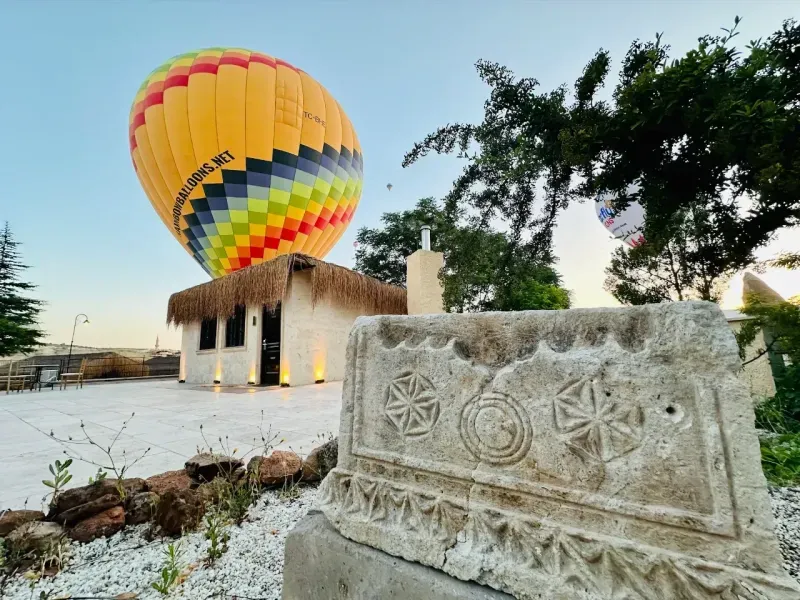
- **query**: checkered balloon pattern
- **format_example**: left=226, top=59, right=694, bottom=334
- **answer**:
left=129, top=48, right=363, bottom=278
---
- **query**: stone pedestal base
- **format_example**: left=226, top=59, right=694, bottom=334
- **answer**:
left=282, top=511, right=512, bottom=600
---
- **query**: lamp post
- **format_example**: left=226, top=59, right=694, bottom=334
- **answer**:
left=66, top=314, right=90, bottom=373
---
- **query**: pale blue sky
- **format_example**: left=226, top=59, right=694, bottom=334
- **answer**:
left=1, top=0, right=797, bottom=349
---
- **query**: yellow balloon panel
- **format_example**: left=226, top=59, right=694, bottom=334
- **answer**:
left=129, top=48, right=363, bottom=278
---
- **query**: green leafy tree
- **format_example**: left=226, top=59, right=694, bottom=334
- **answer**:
left=402, top=61, right=574, bottom=259
left=354, top=199, right=570, bottom=312
left=568, top=18, right=800, bottom=262
left=354, top=198, right=449, bottom=287
left=0, top=222, right=44, bottom=356
left=404, top=18, right=800, bottom=278
left=604, top=208, right=743, bottom=304
left=764, top=252, right=800, bottom=271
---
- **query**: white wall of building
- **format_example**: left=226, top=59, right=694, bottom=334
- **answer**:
left=727, top=319, right=777, bottom=399
left=180, top=305, right=260, bottom=386
left=281, top=270, right=372, bottom=387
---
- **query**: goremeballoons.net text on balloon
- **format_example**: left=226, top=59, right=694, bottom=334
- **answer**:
left=172, top=150, right=234, bottom=233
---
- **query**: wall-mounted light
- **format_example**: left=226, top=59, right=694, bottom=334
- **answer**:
left=313, top=352, right=326, bottom=386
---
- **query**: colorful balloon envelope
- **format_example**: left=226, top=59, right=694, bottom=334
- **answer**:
left=594, top=185, right=646, bottom=247
left=129, top=48, right=363, bottom=278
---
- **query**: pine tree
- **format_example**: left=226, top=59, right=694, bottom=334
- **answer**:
left=0, top=222, right=44, bottom=356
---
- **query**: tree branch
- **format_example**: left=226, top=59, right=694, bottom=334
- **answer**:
left=741, top=338, right=777, bottom=366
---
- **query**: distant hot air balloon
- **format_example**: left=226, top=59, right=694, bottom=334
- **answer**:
left=594, top=185, right=646, bottom=247
left=386, top=183, right=393, bottom=191
left=129, top=48, right=364, bottom=278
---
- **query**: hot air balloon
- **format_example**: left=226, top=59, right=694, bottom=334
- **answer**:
left=594, top=185, right=646, bottom=247
left=129, top=48, right=363, bottom=278
left=386, top=183, right=393, bottom=191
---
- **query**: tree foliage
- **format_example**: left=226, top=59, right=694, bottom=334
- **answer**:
left=763, top=252, right=800, bottom=272
left=0, top=222, right=45, bottom=356
left=402, top=61, right=574, bottom=257
left=604, top=207, right=741, bottom=304
left=575, top=18, right=800, bottom=258
left=403, top=18, right=800, bottom=295
left=354, top=198, right=571, bottom=312
left=353, top=198, right=446, bottom=287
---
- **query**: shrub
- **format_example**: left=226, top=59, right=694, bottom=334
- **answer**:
left=760, top=433, right=800, bottom=486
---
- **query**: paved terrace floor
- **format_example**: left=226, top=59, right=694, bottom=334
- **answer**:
left=0, top=380, right=343, bottom=510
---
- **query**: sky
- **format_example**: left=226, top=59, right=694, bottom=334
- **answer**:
left=1, top=0, right=798, bottom=350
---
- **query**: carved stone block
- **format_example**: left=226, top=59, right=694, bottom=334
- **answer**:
left=318, top=302, right=800, bottom=599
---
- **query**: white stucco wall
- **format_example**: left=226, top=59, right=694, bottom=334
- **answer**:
left=281, top=270, right=374, bottom=387
left=406, top=249, right=444, bottom=315
left=728, top=319, right=777, bottom=399
left=180, top=305, right=259, bottom=386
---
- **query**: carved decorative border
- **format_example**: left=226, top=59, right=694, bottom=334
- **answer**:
left=349, top=332, right=736, bottom=537
left=319, top=470, right=799, bottom=600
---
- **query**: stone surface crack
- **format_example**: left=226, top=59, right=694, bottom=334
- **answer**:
left=442, top=466, right=480, bottom=571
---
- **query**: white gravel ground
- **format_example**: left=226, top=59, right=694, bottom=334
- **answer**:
left=3, top=485, right=799, bottom=599
left=2, top=486, right=317, bottom=600
left=770, top=486, right=800, bottom=581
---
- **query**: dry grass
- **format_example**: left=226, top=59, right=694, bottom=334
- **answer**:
left=84, top=356, right=149, bottom=380
left=167, top=254, right=407, bottom=326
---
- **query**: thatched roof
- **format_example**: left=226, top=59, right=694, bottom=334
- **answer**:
left=167, top=254, right=407, bottom=326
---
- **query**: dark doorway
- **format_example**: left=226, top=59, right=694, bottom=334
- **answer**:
left=260, top=304, right=281, bottom=386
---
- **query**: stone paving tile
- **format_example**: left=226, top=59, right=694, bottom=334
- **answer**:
left=0, top=380, right=343, bottom=509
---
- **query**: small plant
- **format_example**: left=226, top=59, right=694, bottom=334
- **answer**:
left=206, top=475, right=259, bottom=524
left=37, top=536, right=70, bottom=576
left=1, top=538, right=26, bottom=573
left=202, top=410, right=282, bottom=460
left=226, top=478, right=259, bottom=523
left=278, top=478, right=302, bottom=503
left=255, top=410, right=283, bottom=456
left=760, top=433, right=800, bottom=486
left=42, top=459, right=72, bottom=507
left=88, top=468, right=108, bottom=485
left=204, top=510, right=230, bottom=564
left=755, top=387, right=800, bottom=436
left=317, top=431, right=335, bottom=444
left=151, top=542, right=184, bottom=595
left=42, top=413, right=151, bottom=501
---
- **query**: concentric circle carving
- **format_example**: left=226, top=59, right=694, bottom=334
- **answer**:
left=460, top=392, right=532, bottom=465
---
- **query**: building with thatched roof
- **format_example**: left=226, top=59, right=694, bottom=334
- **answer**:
left=168, top=254, right=408, bottom=387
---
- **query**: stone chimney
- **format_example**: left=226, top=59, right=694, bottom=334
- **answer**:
left=406, top=225, right=445, bottom=315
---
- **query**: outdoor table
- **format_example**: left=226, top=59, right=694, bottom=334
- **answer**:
left=33, top=365, right=60, bottom=390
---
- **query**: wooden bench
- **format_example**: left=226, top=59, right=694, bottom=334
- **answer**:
left=5, top=374, right=32, bottom=393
